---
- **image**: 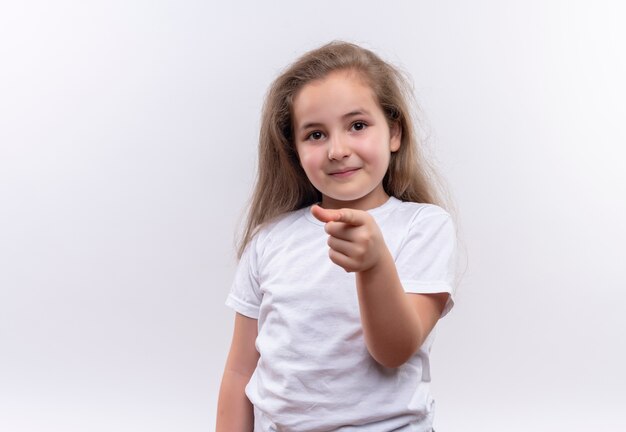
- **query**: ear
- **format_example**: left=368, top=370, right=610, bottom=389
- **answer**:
left=389, top=122, right=402, bottom=153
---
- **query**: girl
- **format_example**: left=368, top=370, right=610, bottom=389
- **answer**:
left=217, top=41, right=458, bottom=432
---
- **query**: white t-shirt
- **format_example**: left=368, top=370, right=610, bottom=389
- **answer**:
left=226, top=197, right=457, bottom=432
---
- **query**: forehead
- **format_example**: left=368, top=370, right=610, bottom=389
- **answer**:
left=292, top=70, right=380, bottom=124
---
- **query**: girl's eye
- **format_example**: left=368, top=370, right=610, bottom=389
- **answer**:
left=308, top=131, right=324, bottom=141
left=352, top=122, right=367, bottom=131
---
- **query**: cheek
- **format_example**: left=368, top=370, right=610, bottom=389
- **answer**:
left=361, top=142, right=390, bottom=168
left=297, top=147, right=320, bottom=170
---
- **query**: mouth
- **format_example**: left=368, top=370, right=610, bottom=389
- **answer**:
left=329, top=167, right=361, bottom=178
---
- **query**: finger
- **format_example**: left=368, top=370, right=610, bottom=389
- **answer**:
left=327, top=236, right=356, bottom=257
left=332, top=208, right=366, bottom=226
left=311, top=205, right=342, bottom=223
left=327, top=248, right=357, bottom=273
left=311, top=205, right=367, bottom=226
left=324, top=221, right=354, bottom=240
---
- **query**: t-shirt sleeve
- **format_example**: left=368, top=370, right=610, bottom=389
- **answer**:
left=395, top=208, right=458, bottom=317
left=225, top=235, right=263, bottom=319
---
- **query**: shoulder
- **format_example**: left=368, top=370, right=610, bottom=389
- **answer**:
left=397, top=200, right=449, bottom=217
left=389, top=200, right=459, bottom=292
left=257, top=207, right=310, bottom=238
left=384, top=198, right=452, bottom=228
left=245, top=207, right=311, bottom=253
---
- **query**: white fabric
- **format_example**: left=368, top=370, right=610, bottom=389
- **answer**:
left=226, top=197, right=457, bottom=432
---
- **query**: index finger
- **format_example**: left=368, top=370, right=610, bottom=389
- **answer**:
left=333, top=208, right=367, bottom=226
left=311, top=205, right=342, bottom=223
left=310, top=205, right=366, bottom=226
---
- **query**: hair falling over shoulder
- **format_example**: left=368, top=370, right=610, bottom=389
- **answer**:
left=237, top=41, right=450, bottom=258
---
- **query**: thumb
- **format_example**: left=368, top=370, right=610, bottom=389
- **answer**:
left=311, top=205, right=342, bottom=223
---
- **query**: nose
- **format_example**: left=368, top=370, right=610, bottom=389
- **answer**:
left=327, top=134, right=351, bottom=160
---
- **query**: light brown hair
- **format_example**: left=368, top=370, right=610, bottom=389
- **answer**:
left=237, top=41, right=449, bottom=258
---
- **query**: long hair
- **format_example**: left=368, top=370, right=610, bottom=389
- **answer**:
left=237, top=41, right=449, bottom=258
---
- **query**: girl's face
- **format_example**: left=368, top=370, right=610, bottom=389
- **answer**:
left=293, top=70, right=401, bottom=210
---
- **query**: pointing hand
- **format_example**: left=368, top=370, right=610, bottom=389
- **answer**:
left=311, top=205, right=387, bottom=273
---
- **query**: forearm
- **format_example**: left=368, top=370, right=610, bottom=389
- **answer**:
left=356, top=249, right=423, bottom=368
left=216, top=369, right=254, bottom=432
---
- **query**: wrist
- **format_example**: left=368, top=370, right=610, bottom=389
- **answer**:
left=358, top=247, right=394, bottom=278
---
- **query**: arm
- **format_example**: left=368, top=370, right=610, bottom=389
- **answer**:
left=311, top=205, right=448, bottom=368
left=216, top=312, right=259, bottom=432
left=356, top=250, right=449, bottom=367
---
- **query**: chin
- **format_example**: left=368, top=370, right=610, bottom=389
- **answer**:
left=322, top=192, right=366, bottom=202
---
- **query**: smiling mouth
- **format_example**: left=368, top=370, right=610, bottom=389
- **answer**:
left=329, top=168, right=360, bottom=178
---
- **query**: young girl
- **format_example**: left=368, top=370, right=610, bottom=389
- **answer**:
left=217, top=41, right=458, bottom=432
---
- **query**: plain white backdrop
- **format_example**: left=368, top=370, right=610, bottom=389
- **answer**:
left=1, top=1, right=625, bottom=431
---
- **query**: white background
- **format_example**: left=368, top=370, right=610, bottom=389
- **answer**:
left=1, top=1, right=625, bottom=431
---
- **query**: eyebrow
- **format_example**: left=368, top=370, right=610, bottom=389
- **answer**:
left=299, top=109, right=371, bottom=132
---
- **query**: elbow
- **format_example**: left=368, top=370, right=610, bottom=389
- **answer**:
left=376, top=357, right=409, bottom=369
left=369, top=341, right=420, bottom=369
left=365, top=317, right=426, bottom=368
